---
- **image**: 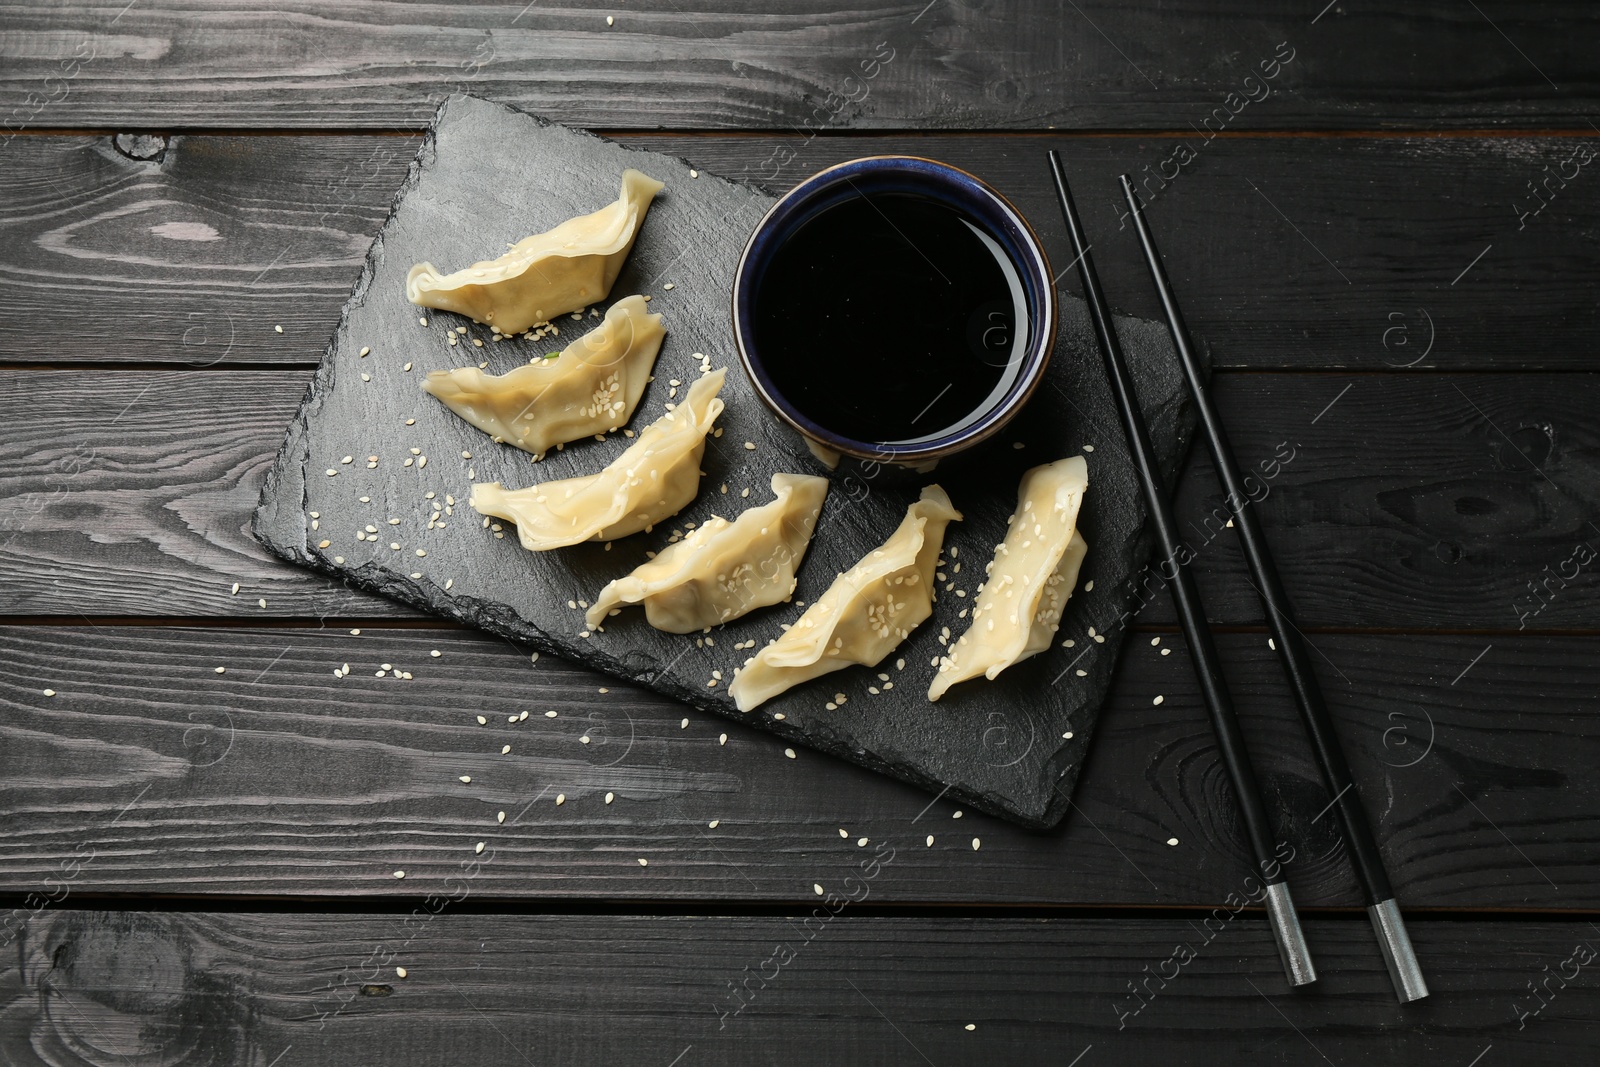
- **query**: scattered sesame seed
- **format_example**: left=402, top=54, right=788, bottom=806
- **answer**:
left=230, top=582, right=240, bottom=595
left=361, top=372, right=371, bottom=382
left=1084, top=580, right=1094, bottom=592
left=663, top=282, right=675, bottom=290
left=857, top=837, right=868, bottom=847
left=839, top=829, right=849, bottom=839
left=1062, top=731, right=1074, bottom=740
left=743, top=441, right=756, bottom=450
left=719, top=733, right=728, bottom=745
left=459, top=775, right=471, bottom=783
left=965, top=1024, right=976, bottom=1031
left=580, top=735, right=591, bottom=744
left=680, top=717, right=689, bottom=728
left=1012, top=441, right=1024, bottom=450
left=396, top=966, right=408, bottom=978
left=1151, top=637, right=1161, bottom=646
left=393, top=870, right=405, bottom=879
left=813, top=883, right=824, bottom=896
left=501, top=745, right=511, bottom=754
left=258, top=598, right=267, bottom=608
left=274, top=324, right=283, bottom=333
left=1161, top=648, right=1171, bottom=656
left=474, top=841, right=485, bottom=854
left=350, top=628, right=361, bottom=636
left=1083, top=444, right=1095, bottom=452
left=690, top=169, right=699, bottom=178
left=972, top=837, right=981, bottom=850
left=1268, top=637, right=1277, bottom=650
left=545, top=711, right=558, bottom=718
left=1167, top=837, right=1180, bottom=846
left=606, top=14, right=614, bottom=24
left=497, top=811, right=506, bottom=823
left=214, top=666, right=226, bottom=674
left=476, top=715, right=487, bottom=725
left=360, top=346, right=370, bottom=356
left=1076, top=669, right=1088, bottom=677
left=42, top=689, right=55, bottom=697
left=1153, top=695, right=1164, bottom=705
left=638, top=857, right=648, bottom=866
left=784, top=748, right=796, bottom=759
left=605, top=792, right=615, bottom=804
left=431, top=649, right=442, bottom=658
left=953, top=810, right=964, bottom=819
left=556, top=794, right=566, bottom=805
left=926, top=835, right=934, bottom=846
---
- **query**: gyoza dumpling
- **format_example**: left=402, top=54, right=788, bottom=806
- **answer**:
left=729, top=485, right=961, bottom=712
left=406, top=169, right=664, bottom=334
left=928, top=456, right=1088, bottom=700
left=586, top=472, right=829, bottom=634
left=420, top=295, right=664, bottom=458
left=470, top=368, right=725, bottom=550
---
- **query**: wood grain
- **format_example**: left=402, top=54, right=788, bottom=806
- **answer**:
left=0, top=624, right=1591, bottom=907
left=4, top=132, right=1599, bottom=369
left=0, top=1, right=1594, bottom=130
left=0, top=909, right=1593, bottom=1065
left=4, top=368, right=1597, bottom=630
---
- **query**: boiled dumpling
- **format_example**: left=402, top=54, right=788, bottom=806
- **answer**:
left=420, top=295, right=664, bottom=458
left=470, top=368, right=725, bottom=550
left=929, top=456, right=1088, bottom=700
left=586, top=472, right=829, bottom=634
left=406, top=169, right=664, bottom=333
left=729, top=485, right=961, bottom=712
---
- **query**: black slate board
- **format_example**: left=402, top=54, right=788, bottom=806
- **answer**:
left=253, top=95, right=1199, bottom=829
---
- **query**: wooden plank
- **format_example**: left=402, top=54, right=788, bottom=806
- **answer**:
left=3, top=131, right=1597, bottom=370
left=0, top=369, right=409, bottom=619
left=0, top=1, right=1595, bottom=130
left=0, top=624, right=1591, bottom=907
left=0, top=910, right=1592, bottom=1063
left=5, top=368, right=1597, bottom=630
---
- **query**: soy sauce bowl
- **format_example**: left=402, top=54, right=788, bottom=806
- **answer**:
left=732, top=156, right=1057, bottom=469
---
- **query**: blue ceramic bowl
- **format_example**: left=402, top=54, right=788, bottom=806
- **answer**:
left=732, top=156, right=1057, bottom=467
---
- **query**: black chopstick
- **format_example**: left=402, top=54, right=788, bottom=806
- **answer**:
left=1046, top=150, right=1316, bottom=989
left=1118, top=175, right=1429, bottom=1004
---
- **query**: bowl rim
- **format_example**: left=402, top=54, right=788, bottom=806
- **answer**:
left=731, top=154, right=1058, bottom=465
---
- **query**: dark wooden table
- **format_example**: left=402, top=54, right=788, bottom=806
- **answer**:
left=2, top=3, right=1598, bottom=1063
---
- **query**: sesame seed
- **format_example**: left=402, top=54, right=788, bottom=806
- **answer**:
left=953, top=810, right=963, bottom=819
left=606, top=14, right=614, bottom=24
left=350, top=628, right=361, bottom=636
left=361, top=372, right=371, bottom=382
left=497, top=811, right=506, bottom=823
left=638, top=857, right=648, bottom=866
left=230, top=582, right=240, bottom=595
left=1162, top=648, right=1171, bottom=656
left=1063, top=731, right=1074, bottom=739
left=214, top=666, right=226, bottom=674
left=1153, top=695, right=1164, bottom=705
left=813, top=883, right=824, bottom=896
left=476, top=715, right=487, bottom=725
left=965, top=1024, right=976, bottom=1031
left=784, top=748, right=796, bottom=759
left=926, top=835, right=934, bottom=846
left=393, top=870, right=405, bottom=879
left=1084, top=580, right=1094, bottom=591
left=1167, top=837, right=1180, bottom=846
left=545, top=711, right=558, bottom=718
left=1268, top=637, right=1277, bottom=650
left=474, top=841, right=485, bottom=854
left=1076, top=669, right=1087, bottom=677
left=556, top=794, right=565, bottom=805
left=743, top=441, right=756, bottom=450
left=1083, top=444, right=1095, bottom=452
left=1012, top=441, right=1024, bottom=450
left=274, top=324, right=283, bottom=333
left=258, top=598, right=267, bottom=608
left=690, top=169, right=699, bottom=178
left=359, top=346, right=370, bottom=356
left=580, top=735, right=591, bottom=744
left=663, top=282, right=675, bottom=290
left=718, top=733, right=728, bottom=745
left=459, top=775, right=471, bottom=783
left=396, top=966, right=408, bottom=978
left=431, top=649, right=442, bottom=658
left=42, top=689, right=55, bottom=697
left=501, top=745, right=510, bottom=754
left=1151, top=637, right=1161, bottom=646
left=972, top=838, right=981, bottom=850
left=605, top=792, right=615, bottom=804
left=680, top=717, right=690, bottom=728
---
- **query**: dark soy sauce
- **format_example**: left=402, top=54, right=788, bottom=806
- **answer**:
left=753, top=192, right=1030, bottom=446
